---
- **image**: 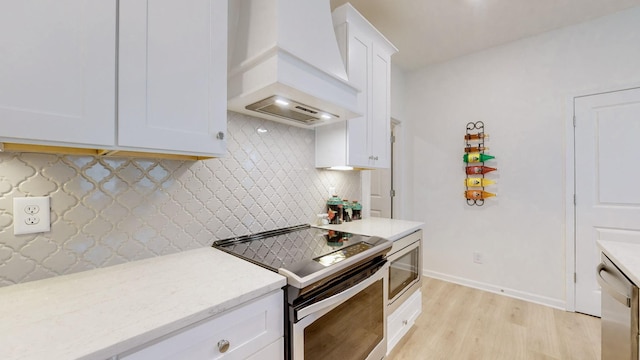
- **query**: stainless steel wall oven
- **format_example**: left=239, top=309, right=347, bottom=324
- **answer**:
left=213, top=225, right=392, bottom=360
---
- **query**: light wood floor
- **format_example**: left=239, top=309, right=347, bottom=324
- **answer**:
left=387, top=277, right=601, bottom=360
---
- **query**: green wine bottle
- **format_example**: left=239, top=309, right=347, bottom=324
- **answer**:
left=463, top=152, right=495, bottom=163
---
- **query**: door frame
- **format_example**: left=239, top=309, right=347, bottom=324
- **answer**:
left=391, top=118, right=402, bottom=218
left=564, top=83, right=640, bottom=312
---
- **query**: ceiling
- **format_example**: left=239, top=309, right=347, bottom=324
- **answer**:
left=330, top=0, right=640, bottom=71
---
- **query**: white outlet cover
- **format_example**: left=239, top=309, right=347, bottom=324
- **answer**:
left=14, top=196, right=51, bottom=235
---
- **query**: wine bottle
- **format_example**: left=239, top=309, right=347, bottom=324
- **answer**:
left=465, top=166, right=497, bottom=175
left=464, top=133, right=489, bottom=140
left=464, top=146, right=489, bottom=153
left=463, top=152, right=495, bottom=163
left=464, top=190, right=496, bottom=199
left=464, top=178, right=496, bottom=187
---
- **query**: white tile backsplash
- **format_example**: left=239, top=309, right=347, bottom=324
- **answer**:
left=0, top=111, right=360, bottom=287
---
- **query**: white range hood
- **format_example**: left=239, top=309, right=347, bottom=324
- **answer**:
left=227, top=0, right=361, bottom=128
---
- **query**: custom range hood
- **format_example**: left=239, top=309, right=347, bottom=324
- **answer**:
left=227, top=0, right=360, bottom=128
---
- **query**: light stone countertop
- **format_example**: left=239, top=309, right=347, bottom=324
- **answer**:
left=0, top=247, right=286, bottom=360
left=598, top=240, right=640, bottom=285
left=314, top=217, right=424, bottom=241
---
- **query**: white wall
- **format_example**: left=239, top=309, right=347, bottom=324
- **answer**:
left=405, top=6, right=640, bottom=307
left=390, top=64, right=406, bottom=122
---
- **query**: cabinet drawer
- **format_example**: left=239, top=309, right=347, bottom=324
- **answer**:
left=121, top=290, right=283, bottom=360
left=387, top=289, right=422, bottom=354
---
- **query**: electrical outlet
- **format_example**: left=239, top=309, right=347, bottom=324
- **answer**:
left=25, top=205, right=40, bottom=214
left=473, top=252, right=483, bottom=264
left=25, top=216, right=40, bottom=225
left=13, top=196, right=51, bottom=235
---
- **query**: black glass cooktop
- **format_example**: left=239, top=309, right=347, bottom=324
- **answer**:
left=212, top=224, right=370, bottom=272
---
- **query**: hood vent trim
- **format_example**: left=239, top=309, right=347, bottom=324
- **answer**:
left=246, top=96, right=338, bottom=125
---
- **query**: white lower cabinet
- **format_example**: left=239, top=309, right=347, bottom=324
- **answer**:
left=119, top=290, right=283, bottom=360
left=387, top=289, right=422, bottom=354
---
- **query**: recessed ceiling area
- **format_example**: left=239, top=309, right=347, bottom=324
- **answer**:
left=330, top=0, right=640, bottom=71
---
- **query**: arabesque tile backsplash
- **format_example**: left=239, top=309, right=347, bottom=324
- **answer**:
left=0, top=112, right=360, bottom=287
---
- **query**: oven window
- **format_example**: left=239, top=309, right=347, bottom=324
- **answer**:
left=389, top=247, right=419, bottom=300
left=303, top=279, right=383, bottom=360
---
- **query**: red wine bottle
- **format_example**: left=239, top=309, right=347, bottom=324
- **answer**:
left=465, top=166, right=497, bottom=175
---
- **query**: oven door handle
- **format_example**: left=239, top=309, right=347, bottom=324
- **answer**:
left=296, top=264, right=387, bottom=320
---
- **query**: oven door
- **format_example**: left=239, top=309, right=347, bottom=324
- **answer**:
left=291, top=260, right=388, bottom=360
left=387, top=235, right=421, bottom=314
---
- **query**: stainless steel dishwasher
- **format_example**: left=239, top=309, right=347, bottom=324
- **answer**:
left=597, top=253, right=639, bottom=360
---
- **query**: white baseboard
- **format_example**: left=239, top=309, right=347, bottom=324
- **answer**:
left=423, top=270, right=566, bottom=310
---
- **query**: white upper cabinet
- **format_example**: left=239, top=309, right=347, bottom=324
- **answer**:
left=119, top=0, right=227, bottom=157
left=0, top=0, right=116, bottom=147
left=315, top=3, right=397, bottom=169
left=0, top=0, right=227, bottom=158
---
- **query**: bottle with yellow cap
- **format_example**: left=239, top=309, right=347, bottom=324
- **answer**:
left=464, top=178, right=496, bottom=187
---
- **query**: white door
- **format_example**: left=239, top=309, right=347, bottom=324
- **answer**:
left=370, top=167, right=391, bottom=218
left=118, top=0, right=227, bottom=156
left=574, top=87, right=640, bottom=316
left=0, top=0, right=116, bottom=146
left=370, top=123, right=394, bottom=218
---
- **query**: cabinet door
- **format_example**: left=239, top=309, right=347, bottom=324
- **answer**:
left=118, top=0, right=227, bottom=156
left=0, top=0, right=116, bottom=147
left=346, top=27, right=371, bottom=168
left=369, top=44, right=392, bottom=168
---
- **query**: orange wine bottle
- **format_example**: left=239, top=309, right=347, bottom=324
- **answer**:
left=464, top=146, right=489, bottom=153
left=464, top=133, right=489, bottom=140
left=465, top=166, right=497, bottom=175
left=463, top=152, right=495, bottom=163
left=464, top=178, right=496, bottom=187
left=464, top=190, right=496, bottom=199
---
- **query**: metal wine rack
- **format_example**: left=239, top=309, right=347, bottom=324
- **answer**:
left=464, top=121, right=495, bottom=206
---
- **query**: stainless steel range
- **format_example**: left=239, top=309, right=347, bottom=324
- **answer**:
left=213, top=224, right=392, bottom=360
